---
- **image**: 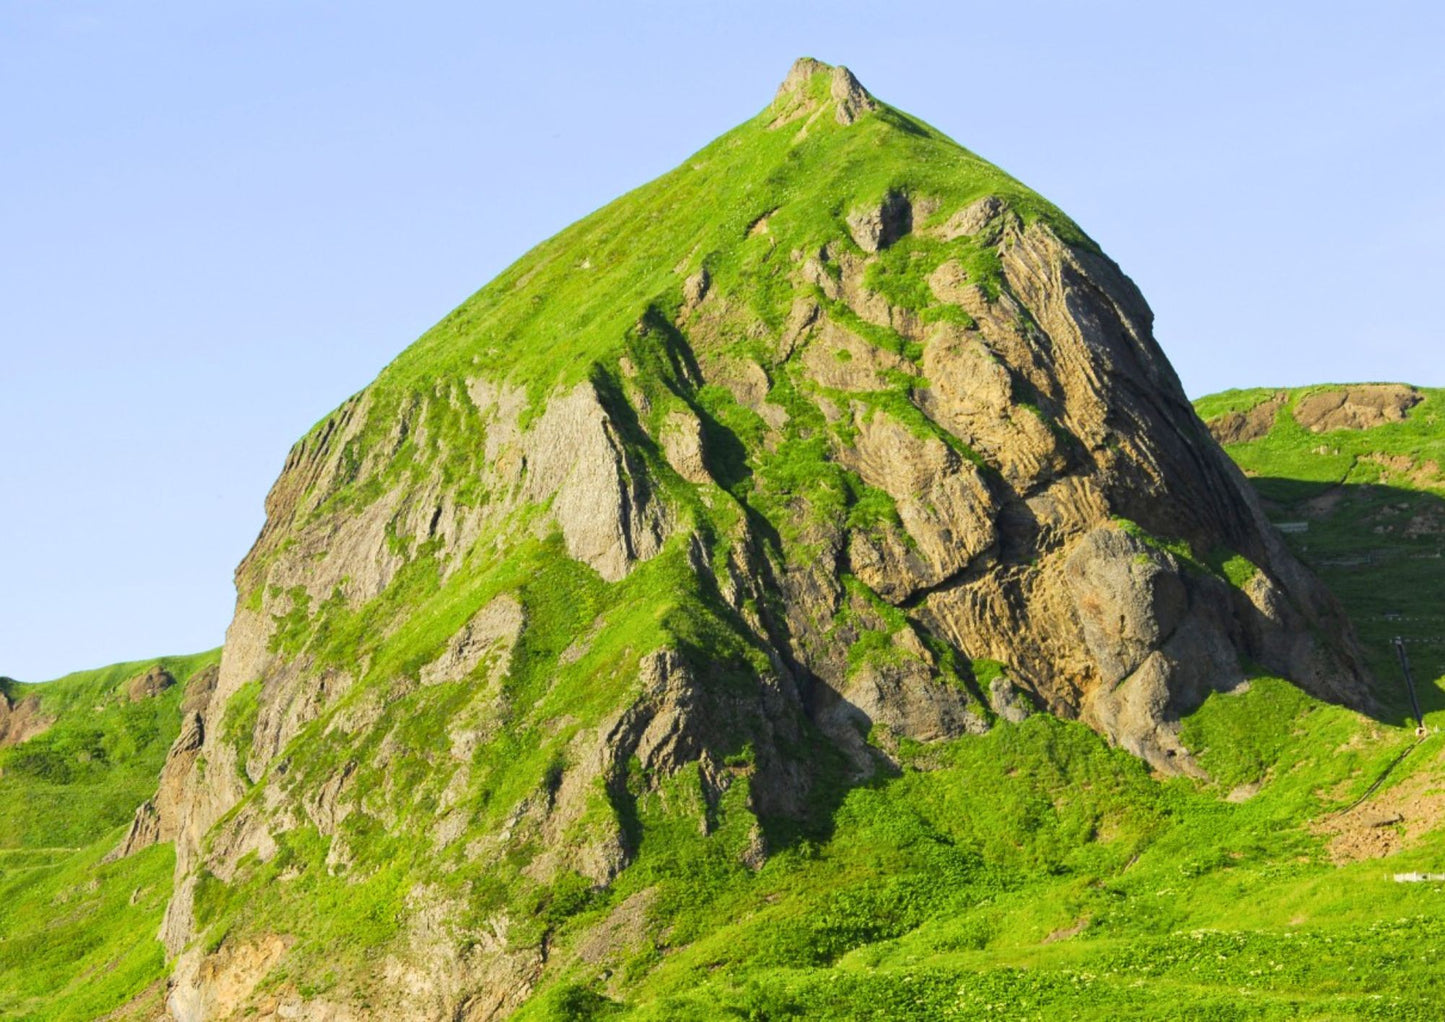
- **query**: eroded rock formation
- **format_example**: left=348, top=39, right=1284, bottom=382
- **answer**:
left=139, top=57, right=1374, bottom=1020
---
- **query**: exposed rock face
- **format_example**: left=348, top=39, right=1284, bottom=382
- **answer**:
left=846, top=191, right=912, bottom=252
left=519, top=382, right=670, bottom=583
left=1294, top=384, right=1421, bottom=432
left=1204, top=386, right=1423, bottom=446
left=987, top=675, right=1033, bottom=724
left=0, top=690, right=51, bottom=748
left=1063, top=527, right=1241, bottom=770
left=771, top=57, right=877, bottom=128
left=152, top=58, right=1375, bottom=1018
left=169, top=934, right=289, bottom=1022
left=126, top=663, right=175, bottom=702
left=681, top=267, right=710, bottom=311
left=111, top=664, right=217, bottom=859
left=840, top=409, right=997, bottom=602
left=932, top=195, right=1005, bottom=241
left=1206, top=392, right=1287, bottom=445
left=419, top=596, right=524, bottom=688
left=659, top=409, right=711, bottom=485
left=838, top=655, right=986, bottom=747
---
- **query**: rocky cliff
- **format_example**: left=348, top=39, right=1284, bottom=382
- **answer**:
left=132, top=59, right=1374, bottom=1019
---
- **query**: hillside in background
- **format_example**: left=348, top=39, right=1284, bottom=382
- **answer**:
left=1196, top=383, right=1445, bottom=724
left=3, top=61, right=1445, bottom=1021
left=0, top=652, right=220, bottom=1020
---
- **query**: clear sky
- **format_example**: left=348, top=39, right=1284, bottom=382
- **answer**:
left=2, top=1, right=1441, bottom=681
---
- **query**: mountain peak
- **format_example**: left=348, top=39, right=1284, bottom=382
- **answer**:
left=771, top=56, right=877, bottom=127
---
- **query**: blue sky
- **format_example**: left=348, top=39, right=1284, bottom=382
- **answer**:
left=2, top=0, right=1442, bottom=681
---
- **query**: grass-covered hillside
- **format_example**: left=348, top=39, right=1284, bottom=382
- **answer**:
left=10, top=655, right=1445, bottom=1018
left=1196, top=384, right=1445, bottom=723
left=504, top=384, right=1445, bottom=1018
left=275, top=59, right=1089, bottom=549
left=498, top=682, right=1445, bottom=1020
left=0, top=651, right=220, bottom=1021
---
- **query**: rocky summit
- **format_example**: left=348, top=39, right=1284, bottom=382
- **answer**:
left=15, top=60, right=1433, bottom=1021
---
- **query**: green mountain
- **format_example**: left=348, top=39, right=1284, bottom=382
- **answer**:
left=5, top=61, right=1445, bottom=1021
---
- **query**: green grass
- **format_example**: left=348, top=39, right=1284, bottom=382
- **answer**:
left=512, top=691, right=1443, bottom=1020
left=0, top=841, right=175, bottom=1021
left=507, top=384, right=1445, bottom=1015
left=0, top=650, right=220, bottom=1019
left=0, top=650, right=219, bottom=849
left=152, top=369, right=1443, bottom=1019
left=269, top=56, right=1087, bottom=538
left=1191, top=387, right=1281, bottom=422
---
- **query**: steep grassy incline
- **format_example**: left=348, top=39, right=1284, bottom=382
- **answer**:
left=0, top=651, right=220, bottom=1021
left=12, top=662, right=1445, bottom=1020
left=376, top=68, right=1081, bottom=425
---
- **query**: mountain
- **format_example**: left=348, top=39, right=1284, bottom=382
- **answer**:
left=7, top=60, right=1445, bottom=1021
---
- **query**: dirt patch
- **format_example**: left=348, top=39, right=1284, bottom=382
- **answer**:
left=572, top=887, right=657, bottom=967
left=1206, top=392, right=1287, bottom=444
left=1315, top=741, right=1445, bottom=863
left=1294, top=384, right=1421, bottom=433
left=1301, top=486, right=1346, bottom=520
left=1226, top=781, right=1262, bottom=803
left=1042, top=916, right=1090, bottom=943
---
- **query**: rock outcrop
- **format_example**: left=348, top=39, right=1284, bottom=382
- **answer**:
left=771, top=57, right=877, bottom=128
left=1294, top=384, right=1421, bottom=432
left=1203, top=385, right=1423, bottom=447
left=126, top=663, right=176, bottom=702
left=110, top=664, right=218, bottom=861
left=1205, top=392, right=1288, bottom=445
left=846, top=191, right=912, bottom=253
left=0, top=689, right=51, bottom=748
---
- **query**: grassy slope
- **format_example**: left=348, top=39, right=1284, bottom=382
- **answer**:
left=269, top=73, right=1085, bottom=550
left=0, top=651, right=220, bottom=1020
left=517, top=687, right=1444, bottom=1020
left=388, top=83, right=1083, bottom=409
left=509, top=403, right=1445, bottom=1018
left=1197, top=385, right=1445, bottom=722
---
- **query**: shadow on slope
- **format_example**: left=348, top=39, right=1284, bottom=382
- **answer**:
left=1250, top=476, right=1445, bottom=724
